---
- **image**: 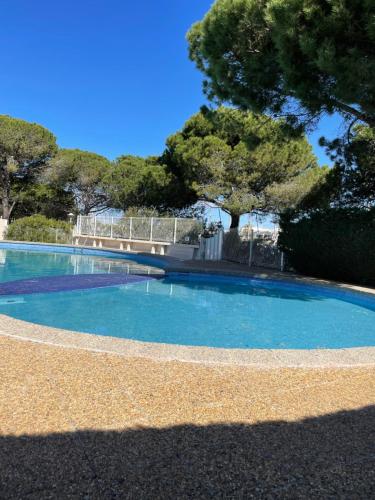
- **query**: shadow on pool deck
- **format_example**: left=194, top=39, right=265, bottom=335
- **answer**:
left=1, top=406, right=374, bottom=498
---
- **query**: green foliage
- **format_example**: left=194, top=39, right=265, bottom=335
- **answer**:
left=163, top=106, right=320, bottom=227
left=104, top=155, right=172, bottom=212
left=0, top=115, right=57, bottom=219
left=188, top=0, right=375, bottom=128
left=277, top=125, right=375, bottom=284
left=278, top=208, right=375, bottom=285
left=265, top=166, right=330, bottom=212
left=293, top=165, right=343, bottom=212
left=6, top=215, right=72, bottom=244
left=125, top=206, right=162, bottom=217
left=344, top=127, right=375, bottom=205
left=10, top=183, right=75, bottom=220
left=45, top=149, right=111, bottom=215
left=318, top=125, right=375, bottom=208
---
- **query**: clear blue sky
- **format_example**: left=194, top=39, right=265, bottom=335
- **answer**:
left=1, top=0, right=343, bottom=167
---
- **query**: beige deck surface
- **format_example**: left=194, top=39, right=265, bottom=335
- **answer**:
left=1, top=335, right=374, bottom=498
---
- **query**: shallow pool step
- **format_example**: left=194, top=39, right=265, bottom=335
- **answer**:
left=0, top=273, right=160, bottom=296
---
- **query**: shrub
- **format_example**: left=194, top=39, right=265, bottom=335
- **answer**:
left=278, top=208, right=375, bottom=285
left=6, top=215, right=72, bottom=244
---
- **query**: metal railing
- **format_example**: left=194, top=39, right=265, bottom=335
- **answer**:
left=75, top=215, right=202, bottom=245
left=223, top=229, right=283, bottom=270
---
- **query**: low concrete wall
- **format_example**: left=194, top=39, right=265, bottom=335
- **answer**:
left=0, top=219, right=8, bottom=240
left=167, top=244, right=198, bottom=260
left=73, top=234, right=199, bottom=259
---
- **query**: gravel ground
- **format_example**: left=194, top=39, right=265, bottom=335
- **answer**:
left=0, top=336, right=374, bottom=499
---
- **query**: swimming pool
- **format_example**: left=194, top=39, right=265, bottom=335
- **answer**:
left=0, top=243, right=374, bottom=349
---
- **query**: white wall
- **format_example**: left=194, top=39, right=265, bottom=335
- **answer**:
left=197, top=229, right=224, bottom=261
left=0, top=219, right=8, bottom=240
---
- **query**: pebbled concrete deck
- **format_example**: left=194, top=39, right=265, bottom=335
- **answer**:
left=0, top=244, right=374, bottom=497
left=0, top=314, right=374, bottom=368
left=0, top=335, right=374, bottom=498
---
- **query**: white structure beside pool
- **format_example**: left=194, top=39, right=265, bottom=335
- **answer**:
left=0, top=218, right=8, bottom=240
left=74, top=215, right=201, bottom=260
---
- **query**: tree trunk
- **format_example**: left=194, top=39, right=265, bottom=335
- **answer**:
left=332, top=99, right=375, bottom=128
left=229, top=213, right=240, bottom=229
left=0, top=166, right=11, bottom=220
left=2, top=198, right=10, bottom=220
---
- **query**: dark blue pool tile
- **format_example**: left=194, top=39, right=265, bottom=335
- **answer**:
left=0, top=273, right=160, bottom=296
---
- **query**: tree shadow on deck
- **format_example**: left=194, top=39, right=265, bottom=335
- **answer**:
left=1, top=406, right=374, bottom=498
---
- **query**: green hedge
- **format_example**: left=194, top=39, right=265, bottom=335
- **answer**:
left=278, top=208, right=375, bottom=285
left=6, top=215, right=72, bottom=244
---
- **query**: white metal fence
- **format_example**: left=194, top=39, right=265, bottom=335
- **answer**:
left=223, top=229, right=283, bottom=270
left=75, top=215, right=202, bottom=245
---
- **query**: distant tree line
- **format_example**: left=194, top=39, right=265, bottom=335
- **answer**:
left=0, top=109, right=326, bottom=229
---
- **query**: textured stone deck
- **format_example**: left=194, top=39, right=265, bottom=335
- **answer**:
left=0, top=243, right=374, bottom=497
left=0, top=314, right=374, bottom=368
left=0, top=336, right=374, bottom=498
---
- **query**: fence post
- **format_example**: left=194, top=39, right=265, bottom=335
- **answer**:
left=217, top=228, right=224, bottom=260
left=93, top=216, right=97, bottom=237
left=173, top=218, right=177, bottom=244
left=110, top=217, right=113, bottom=238
left=129, top=218, right=133, bottom=240
left=280, top=252, right=285, bottom=272
left=248, top=229, right=254, bottom=267
left=150, top=217, right=154, bottom=241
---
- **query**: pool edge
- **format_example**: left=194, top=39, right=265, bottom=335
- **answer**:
left=0, top=314, right=374, bottom=368
left=0, top=241, right=374, bottom=365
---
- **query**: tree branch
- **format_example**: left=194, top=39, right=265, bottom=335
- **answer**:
left=331, top=99, right=375, bottom=127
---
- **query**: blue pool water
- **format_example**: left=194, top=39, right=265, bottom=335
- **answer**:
left=0, top=244, right=374, bottom=349
left=0, top=247, right=163, bottom=282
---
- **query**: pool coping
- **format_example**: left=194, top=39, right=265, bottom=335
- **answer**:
left=0, top=314, right=374, bottom=368
left=0, top=240, right=374, bottom=367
